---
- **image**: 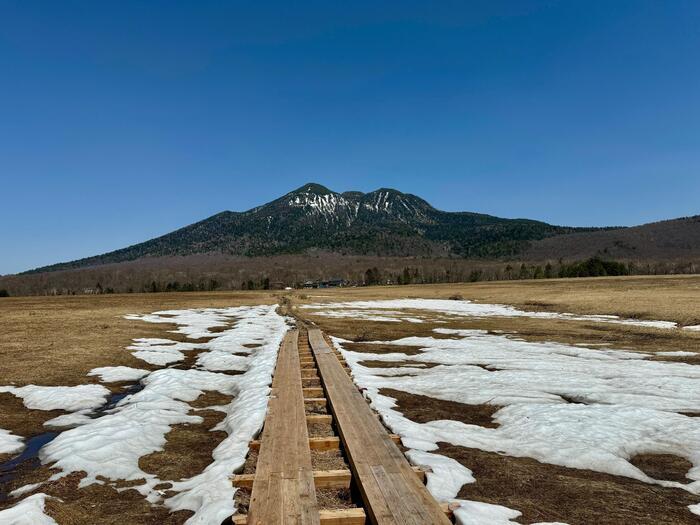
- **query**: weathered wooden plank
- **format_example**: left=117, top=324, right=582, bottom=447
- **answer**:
left=306, top=414, right=333, bottom=424
left=303, top=387, right=324, bottom=397
left=247, top=330, right=321, bottom=525
left=250, top=434, right=401, bottom=452
left=308, top=329, right=450, bottom=525
left=232, top=508, right=368, bottom=525
left=234, top=467, right=428, bottom=490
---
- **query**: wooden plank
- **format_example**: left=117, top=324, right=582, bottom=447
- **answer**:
left=232, top=508, right=368, bottom=525
left=303, top=387, right=324, bottom=397
left=234, top=468, right=428, bottom=490
left=318, top=508, right=367, bottom=525
left=306, top=414, right=332, bottom=424
left=250, top=434, right=402, bottom=452
left=304, top=397, right=328, bottom=407
left=308, top=329, right=450, bottom=525
left=247, top=330, right=321, bottom=525
left=251, top=436, right=356, bottom=452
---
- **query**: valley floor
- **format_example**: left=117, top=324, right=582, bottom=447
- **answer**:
left=0, top=275, right=699, bottom=524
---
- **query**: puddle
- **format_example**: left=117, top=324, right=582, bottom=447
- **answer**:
left=0, top=431, right=57, bottom=501
left=92, top=383, right=145, bottom=417
left=0, top=382, right=144, bottom=498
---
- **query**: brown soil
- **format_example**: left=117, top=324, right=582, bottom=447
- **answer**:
left=381, top=388, right=502, bottom=428
left=139, top=408, right=227, bottom=481
left=188, top=391, right=233, bottom=409
left=441, top=444, right=699, bottom=525
left=630, top=453, right=693, bottom=483
left=2, top=471, right=193, bottom=524
left=359, top=360, right=437, bottom=369
left=341, top=342, right=425, bottom=356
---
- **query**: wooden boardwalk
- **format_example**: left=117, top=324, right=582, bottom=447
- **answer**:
left=233, top=328, right=453, bottom=525
left=308, top=329, right=451, bottom=525
left=247, top=330, right=320, bottom=525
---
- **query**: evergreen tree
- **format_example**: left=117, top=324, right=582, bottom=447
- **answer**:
left=544, top=262, right=554, bottom=279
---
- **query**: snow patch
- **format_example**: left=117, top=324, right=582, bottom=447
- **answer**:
left=453, top=500, right=521, bottom=525
left=0, top=384, right=110, bottom=412
left=405, top=449, right=474, bottom=501
left=43, top=411, right=94, bottom=429
left=127, top=339, right=204, bottom=366
left=9, top=482, right=42, bottom=497
left=0, top=428, right=24, bottom=454
left=304, top=299, right=678, bottom=329
left=88, top=366, right=150, bottom=383
left=0, top=493, right=58, bottom=525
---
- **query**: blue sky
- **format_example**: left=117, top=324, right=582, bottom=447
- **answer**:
left=1, top=1, right=699, bottom=274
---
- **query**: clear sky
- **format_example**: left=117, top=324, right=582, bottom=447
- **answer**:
left=1, top=1, right=699, bottom=274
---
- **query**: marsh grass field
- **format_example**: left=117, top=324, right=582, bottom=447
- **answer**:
left=1, top=275, right=699, bottom=524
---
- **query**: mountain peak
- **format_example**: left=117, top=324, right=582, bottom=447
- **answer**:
left=290, top=183, right=334, bottom=196
left=23, top=183, right=603, bottom=275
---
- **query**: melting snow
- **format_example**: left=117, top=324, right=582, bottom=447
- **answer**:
left=303, top=299, right=679, bottom=329
left=35, top=305, right=289, bottom=524
left=127, top=338, right=204, bottom=366
left=405, top=449, right=474, bottom=501
left=9, top=482, right=42, bottom=497
left=0, top=493, right=58, bottom=524
left=0, top=428, right=24, bottom=454
left=453, top=501, right=522, bottom=525
left=88, top=366, right=150, bottom=382
left=328, top=323, right=700, bottom=521
left=0, top=384, right=111, bottom=412
left=43, top=411, right=94, bottom=429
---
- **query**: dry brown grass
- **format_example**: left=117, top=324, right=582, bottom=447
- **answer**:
left=292, top=276, right=700, bottom=357
left=381, top=388, right=502, bottom=429
left=0, top=291, right=278, bottom=522
left=0, top=291, right=278, bottom=386
left=2, top=277, right=699, bottom=522
left=293, top=274, right=700, bottom=325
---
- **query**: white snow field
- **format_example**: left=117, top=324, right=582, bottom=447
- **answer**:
left=303, top=298, right=679, bottom=329
left=1, top=305, right=290, bottom=525
left=327, top=316, right=700, bottom=523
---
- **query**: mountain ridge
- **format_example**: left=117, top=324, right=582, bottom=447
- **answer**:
left=24, top=183, right=607, bottom=274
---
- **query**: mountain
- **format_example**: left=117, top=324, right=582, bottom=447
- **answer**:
left=524, top=215, right=700, bottom=260
left=25, top=183, right=593, bottom=274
